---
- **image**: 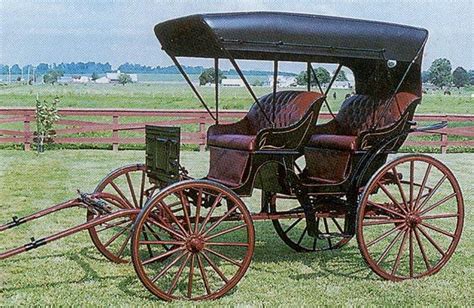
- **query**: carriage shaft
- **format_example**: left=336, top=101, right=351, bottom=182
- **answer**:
left=0, top=207, right=140, bottom=260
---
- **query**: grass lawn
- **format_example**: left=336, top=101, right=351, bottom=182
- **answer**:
left=0, top=150, right=472, bottom=306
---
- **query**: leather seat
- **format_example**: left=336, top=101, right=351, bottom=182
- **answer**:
left=207, top=134, right=256, bottom=151
left=307, top=134, right=357, bottom=151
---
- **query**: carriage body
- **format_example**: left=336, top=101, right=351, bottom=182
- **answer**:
left=1, top=12, right=464, bottom=302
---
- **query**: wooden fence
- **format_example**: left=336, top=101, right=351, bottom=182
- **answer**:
left=0, top=107, right=473, bottom=153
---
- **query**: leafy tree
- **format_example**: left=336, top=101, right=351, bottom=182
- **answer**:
left=421, top=71, right=430, bottom=83
left=35, top=98, right=60, bottom=153
left=91, top=72, right=99, bottom=81
left=252, top=79, right=264, bottom=86
left=428, top=58, right=452, bottom=88
left=335, top=69, right=348, bottom=81
left=199, top=68, right=226, bottom=85
left=118, top=73, right=132, bottom=85
left=452, top=67, right=469, bottom=88
left=11, top=64, right=21, bottom=74
left=43, top=70, right=63, bottom=84
left=296, top=67, right=331, bottom=86
left=469, top=70, right=474, bottom=86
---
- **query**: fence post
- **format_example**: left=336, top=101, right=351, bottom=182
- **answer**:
left=24, top=114, right=31, bottom=151
left=199, top=116, right=206, bottom=152
left=440, top=133, right=447, bottom=154
left=112, top=115, right=119, bottom=151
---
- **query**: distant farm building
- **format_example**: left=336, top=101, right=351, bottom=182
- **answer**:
left=268, top=76, right=298, bottom=87
left=95, top=76, right=110, bottom=84
left=221, top=78, right=245, bottom=87
left=330, top=81, right=353, bottom=89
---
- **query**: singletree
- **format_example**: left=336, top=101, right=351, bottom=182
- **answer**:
left=296, top=67, right=330, bottom=86
left=452, top=67, right=469, bottom=88
left=118, top=73, right=132, bottom=85
left=428, top=58, right=452, bottom=88
left=199, top=68, right=226, bottom=85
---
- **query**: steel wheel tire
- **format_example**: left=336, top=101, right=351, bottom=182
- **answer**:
left=356, top=154, right=464, bottom=281
left=88, top=164, right=158, bottom=263
left=131, top=180, right=255, bottom=301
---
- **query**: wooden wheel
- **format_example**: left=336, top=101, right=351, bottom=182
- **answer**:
left=87, top=164, right=158, bottom=263
left=269, top=194, right=352, bottom=252
left=131, top=180, right=254, bottom=301
left=357, top=155, right=464, bottom=281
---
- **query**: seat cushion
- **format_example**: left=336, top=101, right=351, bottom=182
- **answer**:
left=307, top=134, right=357, bottom=151
left=207, top=134, right=257, bottom=151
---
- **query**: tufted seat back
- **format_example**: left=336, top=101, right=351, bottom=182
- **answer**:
left=335, top=93, right=418, bottom=136
left=246, top=91, right=322, bottom=134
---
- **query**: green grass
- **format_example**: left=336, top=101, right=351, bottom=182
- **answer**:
left=0, top=150, right=472, bottom=306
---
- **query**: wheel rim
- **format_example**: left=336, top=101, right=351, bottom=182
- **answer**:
left=357, top=155, right=464, bottom=280
left=131, top=180, right=255, bottom=301
left=88, top=164, right=158, bottom=263
left=270, top=195, right=352, bottom=252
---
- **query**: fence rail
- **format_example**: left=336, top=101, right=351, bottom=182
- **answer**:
left=0, top=107, right=473, bottom=153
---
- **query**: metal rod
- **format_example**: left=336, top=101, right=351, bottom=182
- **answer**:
left=272, top=60, right=278, bottom=126
left=170, top=56, right=216, bottom=121
left=0, top=208, right=140, bottom=260
left=227, top=57, right=273, bottom=125
left=326, top=64, right=342, bottom=97
left=307, top=62, right=311, bottom=91
left=310, top=64, right=337, bottom=118
left=214, top=58, right=219, bottom=124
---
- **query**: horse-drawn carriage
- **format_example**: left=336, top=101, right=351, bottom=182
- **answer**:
left=1, top=12, right=464, bottom=301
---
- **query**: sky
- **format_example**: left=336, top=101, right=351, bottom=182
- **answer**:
left=0, top=0, right=472, bottom=72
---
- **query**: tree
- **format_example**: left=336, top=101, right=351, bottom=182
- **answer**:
left=91, top=72, right=99, bottom=81
left=421, top=71, right=430, bottom=83
left=335, top=69, right=348, bottom=81
left=199, top=68, right=226, bottom=85
left=428, top=58, right=452, bottom=88
left=452, top=67, right=469, bottom=88
left=469, top=70, right=474, bottom=86
left=35, top=98, right=60, bottom=152
left=118, top=73, right=132, bottom=85
left=43, top=70, right=63, bottom=84
left=296, top=67, right=331, bottom=86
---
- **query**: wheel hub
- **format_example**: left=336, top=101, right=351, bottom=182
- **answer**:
left=406, top=212, right=422, bottom=228
left=186, top=235, right=204, bottom=253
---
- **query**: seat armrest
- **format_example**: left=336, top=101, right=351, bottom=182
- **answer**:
left=207, top=118, right=252, bottom=138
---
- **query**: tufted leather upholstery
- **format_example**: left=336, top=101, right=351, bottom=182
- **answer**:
left=208, top=91, right=322, bottom=151
left=307, top=134, right=357, bottom=151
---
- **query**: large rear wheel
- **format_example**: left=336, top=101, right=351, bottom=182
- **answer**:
left=357, top=155, right=464, bottom=281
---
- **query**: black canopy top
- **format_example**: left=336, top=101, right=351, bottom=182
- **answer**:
left=154, top=12, right=428, bottom=63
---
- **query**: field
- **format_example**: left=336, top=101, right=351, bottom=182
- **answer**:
left=0, top=150, right=473, bottom=306
left=1, top=83, right=473, bottom=114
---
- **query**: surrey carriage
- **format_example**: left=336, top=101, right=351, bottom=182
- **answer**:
left=1, top=12, right=464, bottom=301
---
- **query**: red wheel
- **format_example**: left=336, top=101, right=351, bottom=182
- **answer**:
left=357, top=155, right=464, bottom=281
left=87, top=164, right=158, bottom=263
left=270, top=194, right=352, bottom=252
left=131, top=180, right=254, bottom=301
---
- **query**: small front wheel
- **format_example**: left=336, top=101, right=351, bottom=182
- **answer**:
left=131, top=180, right=255, bottom=301
left=357, top=155, right=464, bottom=281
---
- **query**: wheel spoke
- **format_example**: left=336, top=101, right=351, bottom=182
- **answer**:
left=419, top=192, right=456, bottom=216
left=125, top=172, right=139, bottom=208
left=367, top=201, right=405, bottom=218
left=198, top=193, right=223, bottom=234
left=201, top=204, right=239, bottom=237
left=159, top=201, right=189, bottom=236
left=142, top=230, right=154, bottom=258
left=391, top=228, right=409, bottom=275
left=409, top=229, right=414, bottom=277
left=377, top=181, right=408, bottom=214
left=414, top=163, right=432, bottom=210
left=168, top=253, right=191, bottom=295
left=417, top=225, right=446, bottom=256
left=187, top=254, right=195, bottom=298
left=367, top=223, right=406, bottom=248
left=323, top=218, right=332, bottom=248
left=376, top=226, right=405, bottom=265
left=140, top=240, right=185, bottom=245
left=194, top=188, right=203, bottom=233
left=96, top=219, right=130, bottom=233
left=139, top=170, right=146, bottom=208
left=409, top=161, right=415, bottom=211
left=203, top=247, right=242, bottom=267
left=283, top=218, right=302, bottom=234
left=414, top=228, right=431, bottom=270
left=416, top=175, right=447, bottom=212
left=331, top=217, right=344, bottom=233
left=196, top=254, right=211, bottom=295
left=363, top=218, right=405, bottom=226
left=147, top=217, right=186, bottom=241
left=201, top=251, right=229, bottom=283
left=422, top=213, right=459, bottom=220
left=110, top=181, right=134, bottom=208
left=420, top=222, right=455, bottom=238
left=103, top=222, right=132, bottom=248
left=142, top=246, right=186, bottom=265
left=392, top=167, right=409, bottom=212
left=205, top=241, right=249, bottom=247
left=116, top=230, right=132, bottom=258
left=205, top=224, right=246, bottom=241
left=178, top=191, right=193, bottom=234
left=151, top=250, right=187, bottom=283
left=297, top=227, right=307, bottom=245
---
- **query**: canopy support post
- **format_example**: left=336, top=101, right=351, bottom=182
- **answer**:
left=307, top=62, right=311, bottom=91
left=170, top=55, right=216, bottom=121
left=272, top=60, right=278, bottom=127
left=214, top=58, right=219, bottom=124
left=227, top=56, right=273, bottom=125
